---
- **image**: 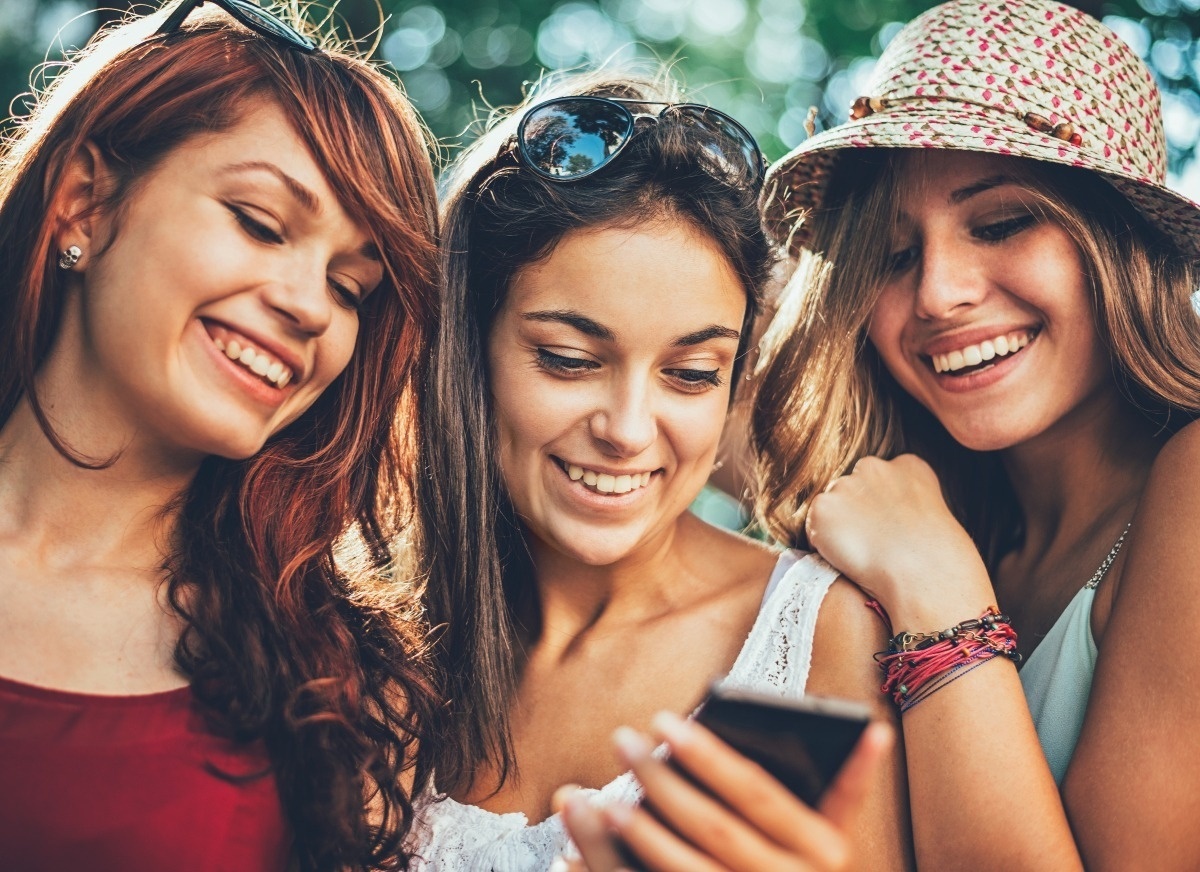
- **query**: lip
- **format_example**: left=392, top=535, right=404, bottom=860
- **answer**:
left=200, top=317, right=307, bottom=384
left=919, top=324, right=1040, bottom=357
left=553, top=456, right=659, bottom=478
left=927, top=330, right=1038, bottom=393
left=194, top=320, right=297, bottom=408
left=550, top=456, right=658, bottom=510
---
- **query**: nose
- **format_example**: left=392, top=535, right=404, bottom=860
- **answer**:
left=589, top=375, right=657, bottom=458
left=260, top=259, right=334, bottom=336
left=912, top=238, right=988, bottom=321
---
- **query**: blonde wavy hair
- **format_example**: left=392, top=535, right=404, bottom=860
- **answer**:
left=750, top=149, right=1200, bottom=565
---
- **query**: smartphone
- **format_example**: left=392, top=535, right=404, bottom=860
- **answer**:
left=685, top=682, right=872, bottom=807
left=616, top=684, right=872, bottom=869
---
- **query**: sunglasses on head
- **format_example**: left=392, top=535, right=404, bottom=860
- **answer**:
left=516, top=95, right=766, bottom=189
left=157, top=0, right=317, bottom=52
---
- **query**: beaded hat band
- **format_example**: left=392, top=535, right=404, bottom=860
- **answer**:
left=762, top=0, right=1200, bottom=259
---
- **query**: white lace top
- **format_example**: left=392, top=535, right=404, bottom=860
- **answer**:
left=406, top=550, right=839, bottom=871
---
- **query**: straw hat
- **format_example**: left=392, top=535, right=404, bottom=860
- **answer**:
left=763, top=0, right=1200, bottom=259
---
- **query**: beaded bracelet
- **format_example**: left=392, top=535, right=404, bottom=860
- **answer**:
left=871, top=606, right=1021, bottom=712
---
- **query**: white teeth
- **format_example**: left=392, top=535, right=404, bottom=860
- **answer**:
left=932, top=330, right=1035, bottom=374
left=212, top=331, right=293, bottom=387
left=566, top=463, right=655, bottom=495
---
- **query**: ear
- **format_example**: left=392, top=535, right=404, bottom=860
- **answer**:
left=53, top=141, right=115, bottom=270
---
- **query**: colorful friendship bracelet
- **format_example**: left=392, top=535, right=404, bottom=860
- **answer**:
left=870, top=606, right=1022, bottom=711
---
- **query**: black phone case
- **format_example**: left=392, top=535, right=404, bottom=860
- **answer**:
left=690, top=688, right=870, bottom=807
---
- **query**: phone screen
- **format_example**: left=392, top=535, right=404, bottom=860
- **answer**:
left=690, top=686, right=870, bottom=807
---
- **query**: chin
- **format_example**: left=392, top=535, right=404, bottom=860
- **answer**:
left=541, top=529, right=646, bottom=568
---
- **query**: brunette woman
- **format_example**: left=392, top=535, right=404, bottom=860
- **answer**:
left=0, top=1, right=440, bottom=869
left=753, top=0, right=1200, bottom=867
left=409, top=72, right=911, bottom=871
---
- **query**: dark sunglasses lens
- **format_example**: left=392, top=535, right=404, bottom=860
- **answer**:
left=521, top=100, right=634, bottom=179
left=672, top=107, right=763, bottom=185
left=223, top=0, right=317, bottom=49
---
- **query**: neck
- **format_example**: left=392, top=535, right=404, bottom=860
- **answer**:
left=525, top=513, right=706, bottom=654
left=0, top=395, right=198, bottom=577
left=1001, top=383, right=1163, bottom=551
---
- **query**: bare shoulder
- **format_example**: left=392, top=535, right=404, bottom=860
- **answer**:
left=807, top=576, right=892, bottom=717
left=1113, top=418, right=1200, bottom=603
left=679, top=512, right=780, bottom=592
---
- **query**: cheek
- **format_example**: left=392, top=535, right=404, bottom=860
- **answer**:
left=865, top=296, right=910, bottom=378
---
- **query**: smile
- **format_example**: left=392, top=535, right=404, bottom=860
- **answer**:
left=203, top=322, right=295, bottom=388
left=557, top=459, right=655, bottom=495
left=930, top=329, right=1037, bottom=375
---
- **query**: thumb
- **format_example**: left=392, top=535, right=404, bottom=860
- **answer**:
left=818, top=721, right=893, bottom=829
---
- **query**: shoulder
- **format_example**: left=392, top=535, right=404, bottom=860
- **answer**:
left=807, top=576, right=893, bottom=717
left=678, top=512, right=780, bottom=590
left=1106, top=420, right=1200, bottom=609
left=1150, top=418, right=1200, bottom=482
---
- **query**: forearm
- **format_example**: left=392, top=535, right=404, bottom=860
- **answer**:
left=899, top=658, right=1080, bottom=871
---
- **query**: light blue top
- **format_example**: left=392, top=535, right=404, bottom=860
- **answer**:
left=1018, top=584, right=1098, bottom=784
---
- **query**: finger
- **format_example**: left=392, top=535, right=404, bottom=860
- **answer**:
left=818, top=721, right=893, bottom=829
left=553, top=783, right=582, bottom=815
left=560, top=791, right=632, bottom=872
left=604, top=800, right=728, bottom=872
left=646, top=714, right=849, bottom=869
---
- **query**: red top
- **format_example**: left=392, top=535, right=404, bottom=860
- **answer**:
left=0, top=675, right=289, bottom=872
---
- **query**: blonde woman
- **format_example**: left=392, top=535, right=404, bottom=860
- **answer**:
left=753, top=0, right=1200, bottom=868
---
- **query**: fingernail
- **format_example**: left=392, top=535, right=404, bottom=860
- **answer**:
left=548, top=857, right=569, bottom=872
left=650, top=710, right=690, bottom=743
left=612, top=726, right=651, bottom=765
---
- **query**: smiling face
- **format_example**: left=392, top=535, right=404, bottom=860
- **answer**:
left=865, top=151, right=1113, bottom=453
left=51, top=98, right=379, bottom=464
left=486, top=219, right=747, bottom=567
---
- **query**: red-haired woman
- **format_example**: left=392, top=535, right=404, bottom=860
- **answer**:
left=0, top=2, right=439, bottom=870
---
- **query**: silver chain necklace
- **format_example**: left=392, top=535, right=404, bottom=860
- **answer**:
left=1084, top=522, right=1132, bottom=590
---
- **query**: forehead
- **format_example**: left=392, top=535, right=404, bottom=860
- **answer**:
left=505, top=219, right=747, bottom=331
left=893, top=150, right=1034, bottom=202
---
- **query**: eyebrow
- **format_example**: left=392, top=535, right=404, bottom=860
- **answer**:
left=224, top=161, right=320, bottom=214
left=222, top=160, right=381, bottom=262
left=523, top=310, right=615, bottom=340
left=672, top=325, right=741, bottom=347
left=949, top=174, right=1018, bottom=205
left=522, top=311, right=739, bottom=346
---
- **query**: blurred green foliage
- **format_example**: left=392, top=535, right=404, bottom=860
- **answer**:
left=3, top=0, right=1199, bottom=192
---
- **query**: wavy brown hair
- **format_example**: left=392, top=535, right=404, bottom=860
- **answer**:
left=752, top=149, right=1200, bottom=566
left=418, top=71, right=774, bottom=796
left=0, top=5, right=440, bottom=869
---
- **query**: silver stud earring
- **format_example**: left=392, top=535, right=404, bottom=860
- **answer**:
left=58, top=245, right=82, bottom=270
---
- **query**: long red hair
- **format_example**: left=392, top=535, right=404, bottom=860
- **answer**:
left=0, top=6, right=439, bottom=869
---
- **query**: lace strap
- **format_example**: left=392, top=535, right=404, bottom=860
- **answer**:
left=724, top=551, right=839, bottom=699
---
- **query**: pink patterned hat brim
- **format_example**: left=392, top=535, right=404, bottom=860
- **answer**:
left=762, top=0, right=1200, bottom=260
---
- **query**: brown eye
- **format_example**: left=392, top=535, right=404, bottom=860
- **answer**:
left=974, top=214, right=1037, bottom=242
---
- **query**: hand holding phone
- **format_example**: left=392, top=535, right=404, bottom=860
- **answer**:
left=589, top=683, right=879, bottom=872
left=683, top=682, right=872, bottom=807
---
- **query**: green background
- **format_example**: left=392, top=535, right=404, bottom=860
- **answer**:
left=3, top=0, right=1199, bottom=194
